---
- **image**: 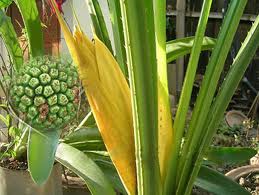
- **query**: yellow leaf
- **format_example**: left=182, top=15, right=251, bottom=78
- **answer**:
left=158, top=79, right=174, bottom=184
left=157, top=42, right=174, bottom=185
left=51, top=1, right=136, bottom=194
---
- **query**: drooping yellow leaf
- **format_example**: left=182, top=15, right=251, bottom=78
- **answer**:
left=51, top=1, right=136, bottom=194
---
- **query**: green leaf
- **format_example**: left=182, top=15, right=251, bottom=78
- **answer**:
left=86, top=0, right=113, bottom=53
left=120, top=0, right=161, bottom=194
left=13, top=126, right=29, bottom=159
left=8, top=126, right=20, bottom=139
left=0, top=9, right=23, bottom=71
left=0, top=0, right=12, bottom=8
left=67, top=140, right=106, bottom=151
left=106, top=0, right=127, bottom=76
left=64, top=127, right=102, bottom=143
left=177, top=1, right=248, bottom=194
left=166, top=1, right=213, bottom=194
left=64, top=127, right=105, bottom=151
left=80, top=151, right=125, bottom=194
left=154, top=0, right=174, bottom=188
left=166, top=36, right=216, bottom=63
left=55, top=143, right=116, bottom=195
left=0, top=114, right=10, bottom=127
left=85, top=0, right=103, bottom=40
left=96, top=160, right=127, bottom=195
left=0, top=104, right=8, bottom=110
left=195, top=166, right=250, bottom=195
left=14, top=0, right=44, bottom=57
left=79, top=111, right=96, bottom=127
left=28, top=129, right=61, bottom=185
left=84, top=151, right=110, bottom=161
left=206, top=147, right=257, bottom=165
left=187, top=14, right=259, bottom=195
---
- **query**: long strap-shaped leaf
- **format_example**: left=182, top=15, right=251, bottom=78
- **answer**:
left=14, top=0, right=44, bottom=57
left=205, top=147, right=257, bottom=165
left=185, top=14, right=259, bottom=195
left=64, top=127, right=102, bottom=143
left=120, top=0, right=161, bottom=194
left=28, top=129, right=61, bottom=185
left=166, top=36, right=216, bottom=63
left=55, top=143, right=116, bottom=195
left=0, top=10, right=23, bottom=71
left=154, top=0, right=174, bottom=187
left=164, top=36, right=216, bottom=188
left=195, top=166, right=250, bottom=195
left=96, top=160, right=127, bottom=195
left=177, top=1, right=247, bottom=194
left=85, top=0, right=113, bottom=53
left=165, top=1, right=213, bottom=194
left=106, top=0, right=127, bottom=76
left=63, top=127, right=106, bottom=151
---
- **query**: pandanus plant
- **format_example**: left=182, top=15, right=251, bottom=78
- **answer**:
left=49, top=0, right=259, bottom=194
left=1, top=0, right=259, bottom=194
left=0, top=0, right=117, bottom=191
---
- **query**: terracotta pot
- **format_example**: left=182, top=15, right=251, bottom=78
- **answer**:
left=0, top=163, right=63, bottom=195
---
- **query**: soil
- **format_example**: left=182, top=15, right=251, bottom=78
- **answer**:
left=239, top=172, right=259, bottom=195
left=211, top=118, right=259, bottom=194
left=192, top=187, right=210, bottom=195
left=0, top=158, right=28, bottom=170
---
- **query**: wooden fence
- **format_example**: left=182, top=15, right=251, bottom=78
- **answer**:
left=166, top=0, right=259, bottom=98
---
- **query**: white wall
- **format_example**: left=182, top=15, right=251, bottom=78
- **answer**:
left=60, top=0, right=114, bottom=57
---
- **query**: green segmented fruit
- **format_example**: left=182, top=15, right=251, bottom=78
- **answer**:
left=10, top=56, right=80, bottom=131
